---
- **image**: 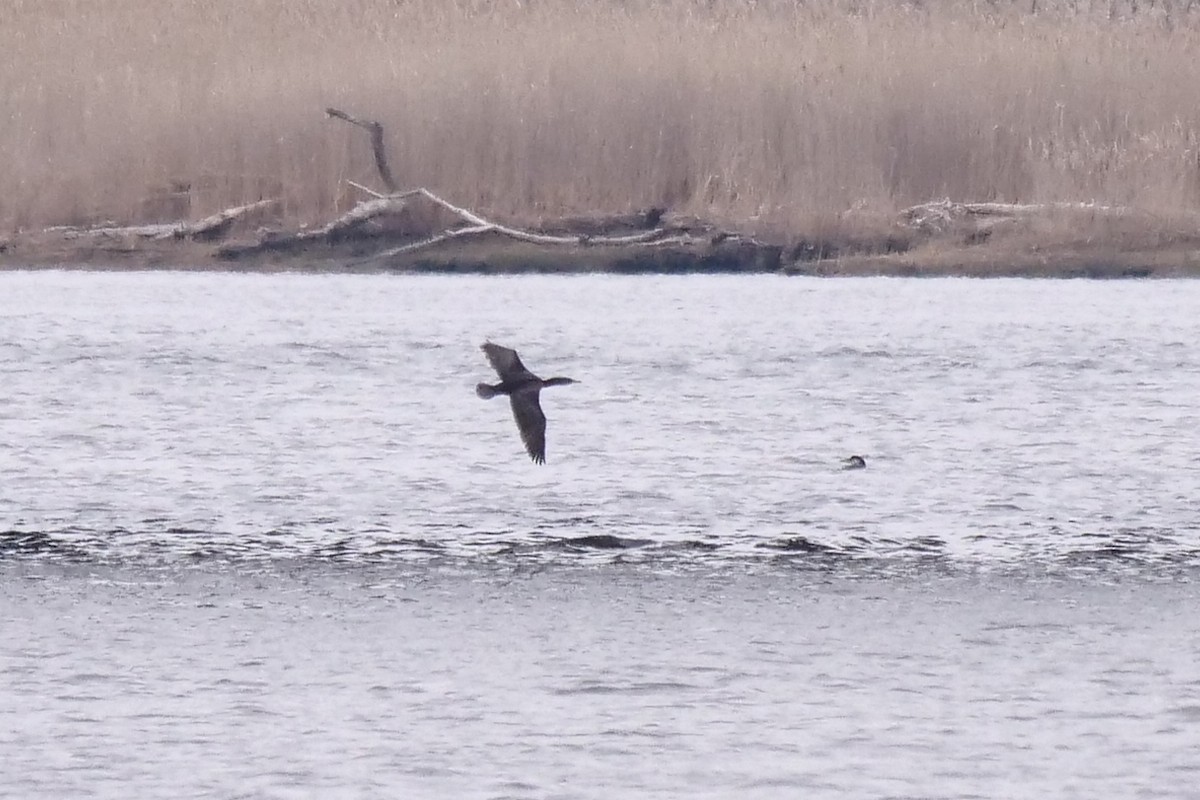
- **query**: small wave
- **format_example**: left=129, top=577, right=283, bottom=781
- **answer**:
left=3, top=523, right=1199, bottom=580
left=555, top=534, right=653, bottom=550
left=551, top=679, right=700, bottom=697
left=816, top=346, right=896, bottom=359
left=756, top=535, right=841, bottom=554
left=0, top=530, right=90, bottom=559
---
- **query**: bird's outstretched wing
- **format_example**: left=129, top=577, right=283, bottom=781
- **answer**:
left=481, top=341, right=536, bottom=382
left=509, top=387, right=547, bottom=464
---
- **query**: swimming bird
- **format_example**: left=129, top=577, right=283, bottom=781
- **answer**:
left=842, top=455, right=867, bottom=470
left=476, top=341, right=578, bottom=464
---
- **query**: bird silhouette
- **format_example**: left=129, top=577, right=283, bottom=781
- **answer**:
left=476, top=342, right=577, bottom=464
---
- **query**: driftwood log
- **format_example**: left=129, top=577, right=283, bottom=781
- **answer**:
left=901, top=199, right=1130, bottom=234
left=46, top=199, right=279, bottom=242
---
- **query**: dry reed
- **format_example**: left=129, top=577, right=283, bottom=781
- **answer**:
left=3, top=0, right=1200, bottom=234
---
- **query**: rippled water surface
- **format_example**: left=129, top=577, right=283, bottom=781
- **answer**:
left=3, top=272, right=1200, bottom=797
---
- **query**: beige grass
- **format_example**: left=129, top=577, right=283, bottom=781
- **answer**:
left=3, top=0, right=1200, bottom=234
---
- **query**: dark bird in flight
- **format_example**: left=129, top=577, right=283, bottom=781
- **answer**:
left=476, top=342, right=578, bottom=464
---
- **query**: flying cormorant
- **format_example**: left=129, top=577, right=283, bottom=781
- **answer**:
left=476, top=342, right=578, bottom=464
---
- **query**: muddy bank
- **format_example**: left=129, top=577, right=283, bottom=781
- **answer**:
left=3, top=201, right=1199, bottom=278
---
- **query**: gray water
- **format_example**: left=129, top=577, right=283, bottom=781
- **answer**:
left=2, top=272, right=1200, bottom=798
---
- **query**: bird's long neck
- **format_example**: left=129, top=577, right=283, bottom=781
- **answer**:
left=542, top=376, right=575, bottom=388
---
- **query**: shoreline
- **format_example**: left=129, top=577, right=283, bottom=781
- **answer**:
left=4, top=212, right=1199, bottom=279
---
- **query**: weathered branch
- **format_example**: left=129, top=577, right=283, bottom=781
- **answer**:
left=326, top=107, right=397, bottom=193
left=306, top=196, right=407, bottom=239
left=365, top=224, right=495, bottom=261
left=346, top=180, right=387, bottom=200
left=214, top=195, right=409, bottom=258
left=49, top=199, right=279, bottom=242
left=901, top=199, right=1131, bottom=233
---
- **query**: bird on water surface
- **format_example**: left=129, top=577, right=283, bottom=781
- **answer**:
left=476, top=341, right=578, bottom=464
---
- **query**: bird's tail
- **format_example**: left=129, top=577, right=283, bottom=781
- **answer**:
left=475, top=382, right=497, bottom=399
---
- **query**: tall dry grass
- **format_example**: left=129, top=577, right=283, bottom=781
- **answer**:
left=3, top=0, right=1200, bottom=233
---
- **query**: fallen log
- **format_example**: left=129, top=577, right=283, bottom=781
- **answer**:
left=901, top=199, right=1130, bottom=233
left=46, top=199, right=279, bottom=242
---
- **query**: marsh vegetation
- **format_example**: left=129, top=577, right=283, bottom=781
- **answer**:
left=4, top=0, right=1200, bottom=273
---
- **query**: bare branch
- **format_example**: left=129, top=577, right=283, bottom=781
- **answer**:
left=51, top=199, right=279, bottom=242
left=325, top=107, right=397, bottom=193
left=346, top=180, right=387, bottom=199
left=355, top=224, right=495, bottom=264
